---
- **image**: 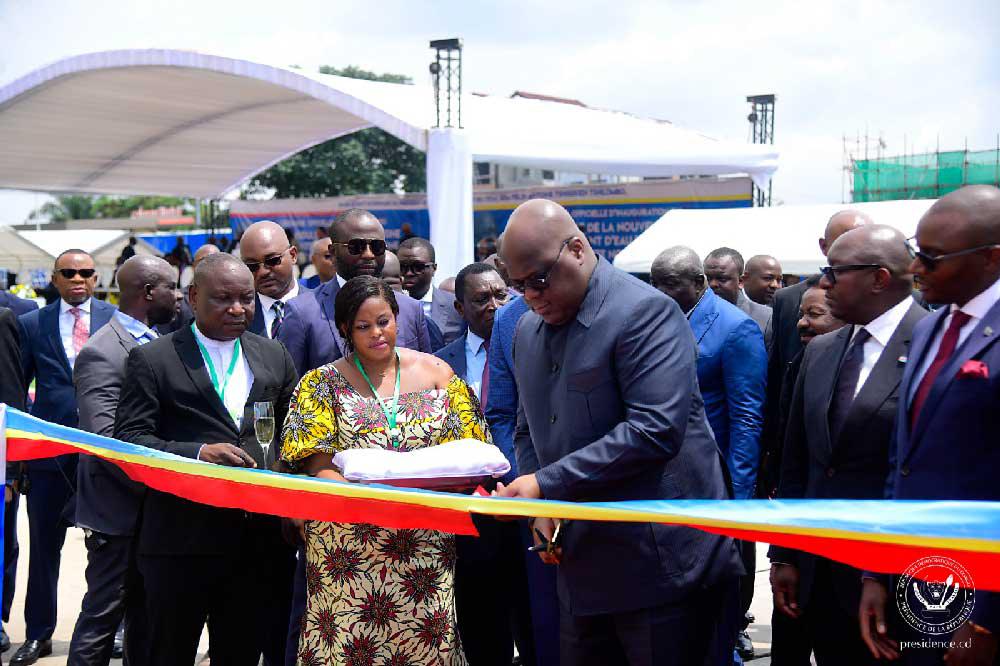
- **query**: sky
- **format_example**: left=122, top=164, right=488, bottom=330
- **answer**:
left=1, top=0, right=998, bottom=225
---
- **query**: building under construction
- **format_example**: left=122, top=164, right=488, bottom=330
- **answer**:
left=850, top=143, right=1000, bottom=202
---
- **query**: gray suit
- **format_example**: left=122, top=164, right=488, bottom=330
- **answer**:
left=513, top=258, right=742, bottom=665
left=69, top=314, right=149, bottom=665
left=737, top=290, right=773, bottom=348
left=430, top=287, right=466, bottom=345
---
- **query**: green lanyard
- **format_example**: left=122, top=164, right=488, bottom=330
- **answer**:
left=353, top=350, right=402, bottom=448
left=191, top=323, right=242, bottom=422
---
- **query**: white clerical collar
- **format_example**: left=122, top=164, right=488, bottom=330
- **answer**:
left=258, top=281, right=299, bottom=311
left=193, top=323, right=238, bottom=350
left=60, top=298, right=92, bottom=314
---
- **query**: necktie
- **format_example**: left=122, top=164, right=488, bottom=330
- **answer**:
left=69, top=307, right=88, bottom=355
left=828, top=327, right=871, bottom=443
left=270, top=301, right=285, bottom=339
left=910, top=310, right=972, bottom=429
left=480, top=338, right=491, bottom=406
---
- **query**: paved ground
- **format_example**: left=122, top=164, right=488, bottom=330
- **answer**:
left=5, top=509, right=778, bottom=665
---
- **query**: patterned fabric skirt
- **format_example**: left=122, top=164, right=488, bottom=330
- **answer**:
left=295, top=520, right=467, bottom=666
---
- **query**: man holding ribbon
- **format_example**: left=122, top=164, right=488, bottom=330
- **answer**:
left=114, top=253, right=298, bottom=666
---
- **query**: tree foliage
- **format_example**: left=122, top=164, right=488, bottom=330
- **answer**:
left=29, top=194, right=186, bottom=222
left=246, top=66, right=426, bottom=199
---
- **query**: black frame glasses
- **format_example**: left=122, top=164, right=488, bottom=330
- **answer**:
left=819, top=264, right=881, bottom=286
left=332, top=238, right=387, bottom=256
left=905, top=237, right=999, bottom=271
left=399, top=260, right=437, bottom=275
left=510, top=237, right=573, bottom=293
left=57, top=268, right=96, bottom=279
left=244, top=246, right=291, bottom=273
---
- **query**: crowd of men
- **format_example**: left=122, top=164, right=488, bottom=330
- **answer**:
left=0, top=184, right=998, bottom=666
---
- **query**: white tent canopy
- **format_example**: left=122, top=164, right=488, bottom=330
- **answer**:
left=0, top=49, right=780, bottom=279
left=613, top=199, right=937, bottom=276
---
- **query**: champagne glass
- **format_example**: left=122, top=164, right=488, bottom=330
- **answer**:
left=254, top=401, right=275, bottom=466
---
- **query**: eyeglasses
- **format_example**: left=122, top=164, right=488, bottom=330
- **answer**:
left=57, top=268, right=96, bottom=279
left=399, top=261, right=436, bottom=275
left=244, top=247, right=291, bottom=273
left=332, top=238, right=387, bottom=256
left=510, top=238, right=573, bottom=293
left=905, top=237, right=999, bottom=271
left=819, top=264, right=882, bottom=286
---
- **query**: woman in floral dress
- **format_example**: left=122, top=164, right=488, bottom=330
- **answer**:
left=280, top=276, right=491, bottom=666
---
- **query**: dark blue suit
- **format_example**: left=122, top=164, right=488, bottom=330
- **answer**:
left=277, top=278, right=431, bottom=375
left=248, top=286, right=313, bottom=338
left=514, top=258, right=742, bottom=665
left=0, top=290, right=39, bottom=317
left=688, top=287, right=767, bottom=500
left=888, top=298, right=1000, bottom=637
left=17, top=298, right=115, bottom=641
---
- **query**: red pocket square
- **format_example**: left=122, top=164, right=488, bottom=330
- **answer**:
left=958, top=360, right=990, bottom=379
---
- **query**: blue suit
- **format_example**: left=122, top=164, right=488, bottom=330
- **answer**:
left=0, top=290, right=39, bottom=317
left=277, top=278, right=431, bottom=375
left=17, top=298, right=115, bottom=641
left=248, top=286, right=312, bottom=338
left=688, top=288, right=767, bottom=500
left=889, top=299, right=1000, bottom=635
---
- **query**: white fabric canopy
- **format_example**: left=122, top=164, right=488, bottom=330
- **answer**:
left=613, top=199, right=937, bottom=276
left=0, top=49, right=780, bottom=278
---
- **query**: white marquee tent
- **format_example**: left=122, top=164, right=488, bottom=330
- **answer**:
left=0, top=49, right=779, bottom=279
left=613, top=199, right=937, bottom=276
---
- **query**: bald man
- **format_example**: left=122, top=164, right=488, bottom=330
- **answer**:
left=115, top=253, right=299, bottom=666
left=860, top=186, right=1000, bottom=665
left=381, top=250, right=403, bottom=292
left=240, top=220, right=309, bottom=339
left=758, top=209, right=874, bottom=499
left=299, top=237, right=335, bottom=289
left=68, top=256, right=180, bottom=666
left=743, top=254, right=783, bottom=307
left=768, top=225, right=926, bottom=665
left=497, top=200, right=742, bottom=666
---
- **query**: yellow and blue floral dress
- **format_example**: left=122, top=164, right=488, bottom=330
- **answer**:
left=281, top=363, right=491, bottom=666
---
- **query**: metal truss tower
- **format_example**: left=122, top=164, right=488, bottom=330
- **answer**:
left=747, top=94, right=776, bottom=206
left=429, top=38, right=463, bottom=129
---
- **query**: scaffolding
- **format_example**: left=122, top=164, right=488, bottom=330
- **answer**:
left=848, top=137, right=1000, bottom=202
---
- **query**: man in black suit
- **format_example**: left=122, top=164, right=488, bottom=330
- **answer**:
left=1, top=306, right=26, bottom=654
left=114, top=253, right=299, bottom=666
left=240, top=221, right=309, bottom=339
left=758, top=209, right=874, bottom=498
left=68, top=256, right=179, bottom=666
left=769, top=225, right=926, bottom=664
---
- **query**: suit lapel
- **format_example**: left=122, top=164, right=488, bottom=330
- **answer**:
left=689, top=292, right=718, bottom=344
left=449, top=337, right=468, bottom=379
left=42, top=303, right=72, bottom=376
left=251, top=293, right=266, bottom=336
left=814, top=326, right=852, bottom=457
left=90, top=300, right=114, bottom=334
left=319, top=281, right=347, bottom=356
left=108, top=316, right=139, bottom=355
left=173, top=326, right=239, bottom=434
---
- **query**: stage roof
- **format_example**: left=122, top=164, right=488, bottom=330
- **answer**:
left=0, top=49, right=779, bottom=198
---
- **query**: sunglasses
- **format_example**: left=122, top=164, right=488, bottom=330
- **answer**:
left=905, top=237, right=999, bottom=271
left=57, top=268, right=96, bottom=279
left=332, top=239, right=387, bottom=256
left=400, top=261, right=436, bottom=275
left=244, top=247, right=291, bottom=273
left=510, top=238, right=573, bottom=293
left=819, top=263, right=881, bottom=286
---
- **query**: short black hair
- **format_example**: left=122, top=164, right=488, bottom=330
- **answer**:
left=329, top=208, right=377, bottom=240
left=704, top=247, right=745, bottom=274
left=455, top=262, right=499, bottom=303
left=192, top=252, right=249, bottom=287
left=802, top=273, right=823, bottom=288
left=334, top=276, right=399, bottom=351
left=54, top=248, right=93, bottom=267
left=398, top=236, right=436, bottom=262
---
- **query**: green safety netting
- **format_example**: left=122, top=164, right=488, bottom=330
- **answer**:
left=853, top=149, right=1000, bottom=202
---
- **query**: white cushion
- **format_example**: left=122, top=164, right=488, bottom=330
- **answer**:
left=333, top=439, right=511, bottom=488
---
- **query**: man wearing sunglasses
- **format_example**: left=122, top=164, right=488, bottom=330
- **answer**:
left=496, top=200, right=742, bottom=666
left=12, top=249, right=116, bottom=665
left=859, top=186, right=1000, bottom=665
left=239, top=221, right=311, bottom=340
left=277, top=209, right=431, bottom=377
left=398, top=236, right=448, bottom=349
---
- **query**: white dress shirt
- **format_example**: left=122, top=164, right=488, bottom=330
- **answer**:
left=192, top=324, right=254, bottom=428
left=910, top=275, right=1000, bottom=401
left=419, top=288, right=434, bottom=318
left=258, top=281, right=299, bottom=339
left=60, top=298, right=91, bottom=367
left=464, top=331, right=488, bottom=399
left=337, top=274, right=347, bottom=288
left=849, top=296, right=915, bottom=398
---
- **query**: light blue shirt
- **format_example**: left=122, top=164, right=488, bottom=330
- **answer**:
left=464, top=330, right=488, bottom=399
left=115, top=310, right=158, bottom=344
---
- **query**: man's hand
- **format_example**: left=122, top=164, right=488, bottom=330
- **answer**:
left=281, top=518, right=306, bottom=547
left=199, top=444, right=256, bottom=467
left=4, top=485, right=12, bottom=504
left=770, top=563, right=802, bottom=618
left=945, top=621, right=998, bottom=665
left=494, top=473, right=542, bottom=500
left=859, top=578, right=900, bottom=660
left=531, top=517, right=563, bottom=565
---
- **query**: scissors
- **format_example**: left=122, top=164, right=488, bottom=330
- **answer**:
left=528, top=519, right=565, bottom=554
